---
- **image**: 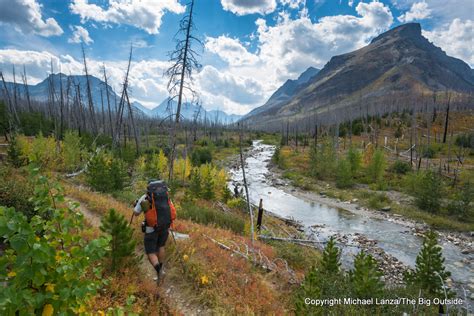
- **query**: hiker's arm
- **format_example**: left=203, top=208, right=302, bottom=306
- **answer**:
left=133, top=194, right=146, bottom=215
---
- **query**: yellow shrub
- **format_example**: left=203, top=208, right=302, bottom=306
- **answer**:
left=174, top=157, right=192, bottom=182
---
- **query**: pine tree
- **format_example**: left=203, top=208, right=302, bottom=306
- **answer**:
left=336, top=158, right=353, bottom=189
left=350, top=251, right=383, bottom=299
left=405, top=230, right=451, bottom=296
left=202, top=173, right=215, bottom=200
left=413, top=171, right=443, bottom=213
left=295, top=266, right=321, bottom=314
left=321, top=236, right=341, bottom=274
left=366, top=149, right=386, bottom=185
left=100, top=208, right=137, bottom=271
left=189, top=168, right=202, bottom=198
left=346, top=146, right=361, bottom=175
left=7, top=134, right=24, bottom=168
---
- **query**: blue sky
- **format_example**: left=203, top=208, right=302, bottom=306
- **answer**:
left=0, top=0, right=472, bottom=115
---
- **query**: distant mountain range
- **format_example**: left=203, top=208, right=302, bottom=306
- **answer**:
left=242, top=23, right=474, bottom=129
left=3, top=74, right=242, bottom=124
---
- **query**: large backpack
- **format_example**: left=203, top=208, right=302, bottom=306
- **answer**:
left=145, top=180, right=176, bottom=228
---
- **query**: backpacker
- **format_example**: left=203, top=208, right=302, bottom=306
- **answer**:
left=144, top=180, right=176, bottom=228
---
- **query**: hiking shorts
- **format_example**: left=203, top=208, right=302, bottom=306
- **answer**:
left=144, top=226, right=169, bottom=254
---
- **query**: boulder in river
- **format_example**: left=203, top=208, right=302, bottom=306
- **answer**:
left=380, top=206, right=391, bottom=212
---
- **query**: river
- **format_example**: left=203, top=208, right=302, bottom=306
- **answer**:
left=228, top=140, right=473, bottom=299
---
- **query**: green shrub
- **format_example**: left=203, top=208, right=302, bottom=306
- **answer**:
left=294, top=266, right=321, bottom=314
left=422, top=146, right=436, bottom=158
left=347, top=147, right=362, bottom=175
left=62, top=130, right=85, bottom=172
left=366, top=149, right=386, bottom=185
left=0, top=171, right=108, bottom=314
left=100, top=209, right=138, bottom=271
left=86, top=151, right=128, bottom=192
left=310, top=141, right=337, bottom=180
left=336, top=158, right=353, bottom=189
left=191, top=147, right=212, bottom=166
left=0, top=166, right=35, bottom=219
left=179, top=202, right=244, bottom=234
left=412, top=171, right=443, bottom=213
left=390, top=160, right=411, bottom=174
left=7, top=135, right=25, bottom=168
left=447, top=181, right=474, bottom=219
left=455, top=132, right=474, bottom=149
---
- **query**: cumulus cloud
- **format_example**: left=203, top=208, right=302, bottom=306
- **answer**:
left=196, top=65, right=265, bottom=104
left=68, top=25, right=93, bottom=45
left=201, top=1, right=394, bottom=114
left=69, top=0, right=185, bottom=34
left=280, top=0, right=306, bottom=9
left=398, top=1, right=431, bottom=22
left=423, top=18, right=474, bottom=66
left=205, top=36, right=259, bottom=66
left=0, top=0, right=63, bottom=36
left=220, top=0, right=277, bottom=15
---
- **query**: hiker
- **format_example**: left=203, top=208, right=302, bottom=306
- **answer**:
left=133, top=180, right=176, bottom=281
left=233, top=184, right=240, bottom=198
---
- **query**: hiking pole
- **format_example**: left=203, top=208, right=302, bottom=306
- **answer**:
left=129, top=213, right=135, bottom=226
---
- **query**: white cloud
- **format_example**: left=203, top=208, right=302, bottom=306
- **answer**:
left=69, top=0, right=185, bottom=34
left=391, top=0, right=472, bottom=23
left=423, top=18, right=474, bottom=66
left=0, top=0, right=63, bottom=36
left=398, top=1, right=431, bottom=22
left=0, top=48, right=171, bottom=108
left=220, top=0, right=277, bottom=15
left=205, top=36, right=259, bottom=66
left=348, top=0, right=355, bottom=7
left=68, top=25, right=93, bottom=45
left=280, top=0, right=306, bottom=9
left=196, top=65, right=265, bottom=104
left=202, top=1, right=394, bottom=114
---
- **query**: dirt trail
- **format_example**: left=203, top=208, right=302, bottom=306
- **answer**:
left=68, top=197, right=210, bottom=315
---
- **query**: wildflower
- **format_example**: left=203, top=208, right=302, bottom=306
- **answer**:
left=42, top=304, right=54, bottom=316
left=98, top=311, right=106, bottom=316
left=183, top=254, right=189, bottom=261
left=45, top=283, right=55, bottom=293
left=200, top=275, right=209, bottom=285
left=7, top=271, right=16, bottom=278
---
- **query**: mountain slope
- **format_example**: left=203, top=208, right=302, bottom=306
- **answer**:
left=243, top=66, right=319, bottom=119
left=4, top=74, right=241, bottom=123
left=243, top=23, right=474, bottom=129
left=151, top=98, right=241, bottom=123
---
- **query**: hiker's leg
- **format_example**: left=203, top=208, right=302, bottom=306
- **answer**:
left=147, top=253, right=159, bottom=266
left=158, top=246, right=165, bottom=263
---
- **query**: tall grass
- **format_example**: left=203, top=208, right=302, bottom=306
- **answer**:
left=179, top=203, right=245, bottom=234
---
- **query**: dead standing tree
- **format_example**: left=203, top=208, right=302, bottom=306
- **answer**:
left=165, top=0, right=201, bottom=181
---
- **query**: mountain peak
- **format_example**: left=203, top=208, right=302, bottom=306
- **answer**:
left=370, top=23, right=422, bottom=44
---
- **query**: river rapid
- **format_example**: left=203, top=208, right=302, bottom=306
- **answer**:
left=228, top=140, right=473, bottom=301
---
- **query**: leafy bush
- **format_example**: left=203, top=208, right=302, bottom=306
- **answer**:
left=390, top=160, right=411, bottom=174
left=455, top=132, right=474, bottom=149
left=350, top=251, right=383, bottom=299
left=0, top=171, right=109, bottom=314
left=347, top=147, right=362, bottom=175
left=405, top=231, right=451, bottom=296
left=272, top=146, right=288, bottom=169
left=86, top=151, right=128, bottom=192
left=366, top=149, right=386, bottom=185
left=100, top=209, right=137, bottom=271
left=336, top=158, right=354, bottom=189
left=191, top=147, right=212, bottom=166
left=412, top=171, right=443, bottom=213
left=7, top=135, right=25, bottom=168
left=422, top=146, right=436, bottom=158
left=310, top=141, right=337, bottom=180
left=18, top=111, right=54, bottom=136
left=179, top=202, right=245, bottom=234
left=447, top=181, right=474, bottom=219
left=61, top=130, right=85, bottom=172
left=0, top=166, right=35, bottom=219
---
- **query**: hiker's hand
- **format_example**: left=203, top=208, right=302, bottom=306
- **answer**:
left=133, top=199, right=138, bottom=207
